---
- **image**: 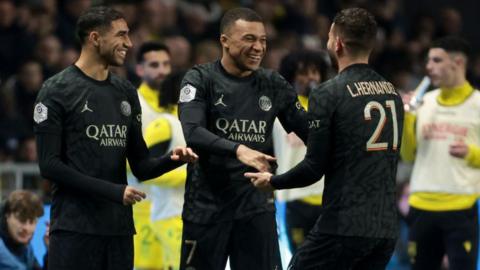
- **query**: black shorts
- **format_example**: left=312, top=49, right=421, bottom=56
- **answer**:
left=48, top=230, right=133, bottom=270
left=285, top=200, right=323, bottom=252
left=408, top=205, right=479, bottom=270
left=180, top=211, right=282, bottom=270
left=288, top=233, right=396, bottom=270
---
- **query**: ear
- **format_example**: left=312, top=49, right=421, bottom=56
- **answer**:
left=336, top=36, right=343, bottom=53
left=220, top=34, right=229, bottom=49
left=88, top=31, right=101, bottom=47
left=135, top=64, right=144, bottom=78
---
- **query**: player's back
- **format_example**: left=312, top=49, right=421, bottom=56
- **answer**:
left=310, top=63, right=404, bottom=239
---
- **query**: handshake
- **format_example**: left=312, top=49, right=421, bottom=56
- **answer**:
left=236, top=144, right=276, bottom=192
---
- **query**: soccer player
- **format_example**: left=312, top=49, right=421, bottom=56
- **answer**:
left=401, top=36, right=480, bottom=270
left=246, top=8, right=404, bottom=270
left=33, top=7, right=197, bottom=270
left=274, top=49, right=330, bottom=252
left=178, top=7, right=308, bottom=270
left=131, top=41, right=173, bottom=270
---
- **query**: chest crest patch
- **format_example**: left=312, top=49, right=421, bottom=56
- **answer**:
left=259, top=95, right=272, bottom=111
left=121, top=101, right=131, bottom=116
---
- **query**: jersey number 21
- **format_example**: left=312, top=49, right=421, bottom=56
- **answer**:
left=364, top=100, right=399, bottom=152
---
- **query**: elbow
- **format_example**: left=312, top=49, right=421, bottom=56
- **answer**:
left=38, top=158, right=55, bottom=181
left=131, top=168, right=150, bottom=181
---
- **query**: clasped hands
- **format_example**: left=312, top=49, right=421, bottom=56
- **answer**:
left=236, top=144, right=275, bottom=192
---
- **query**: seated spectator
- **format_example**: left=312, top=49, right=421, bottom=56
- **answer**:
left=0, top=190, right=44, bottom=270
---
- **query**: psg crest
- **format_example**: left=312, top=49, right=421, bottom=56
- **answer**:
left=120, top=101, right=131, bottom=116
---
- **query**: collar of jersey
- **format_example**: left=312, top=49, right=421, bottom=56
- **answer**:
left=72, top=64, right=111, bottom=85
left=138, top=82, right=163, bottom=112
left=217, top=60, right=256, bottom=82
left=437, top=81, right=474, bottom=106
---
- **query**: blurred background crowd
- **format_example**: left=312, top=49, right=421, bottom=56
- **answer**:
left=1, top=0, right=480, bottom=268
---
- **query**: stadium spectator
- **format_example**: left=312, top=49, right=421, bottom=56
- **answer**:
left=0, top=190, right=44, bottom=270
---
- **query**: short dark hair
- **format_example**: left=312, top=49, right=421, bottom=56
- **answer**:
left=279, top=50, right=330, bottom=84
left=333, top=8, right=377, bottom=56
left=430, top=36, right=471, bottom=58
left=220, top=7, right=263, bottom=34
left=136, top=41, right=170, bottom=63
left=4, top=190, right=43, bottom=222
left=76, top=6, right=125, bottom=45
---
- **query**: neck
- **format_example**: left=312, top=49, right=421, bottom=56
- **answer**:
left=75, top=48, right=109, bottom=81
left=336, top=55, right=369, bottom=73
left=443, top=76, right=467, bottom=89
left=220, top=56, right=252, bottom=78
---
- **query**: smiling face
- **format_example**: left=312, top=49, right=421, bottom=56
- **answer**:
left=221, top=19, right=266, bottom=76
left=97, top=18, right=132, bottom=66
left=6, top=213, right=38, bottom=245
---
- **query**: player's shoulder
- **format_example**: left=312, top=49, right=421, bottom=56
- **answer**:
left=423, top=88, right=441, bottom=101
left=187, top=61, right=216, bottom=77
left=38, top=66, right=79, bottom=98
left=255, top=67, right=284, bottom=81
left=183, top=62, right=216, bottom=85
left=311, top=77, right=338, bottom=97
left=110, top=72, right=136, bottom=93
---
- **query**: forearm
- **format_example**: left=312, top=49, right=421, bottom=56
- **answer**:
left=132, top=151, right=184, bottom=181
left=183, top=125, right=239, bottom=156
left=270, top=159, right=322, bottom=189
left=400, top=112, right=417, bottom=162
left=36, top=133, right=125, bottom=203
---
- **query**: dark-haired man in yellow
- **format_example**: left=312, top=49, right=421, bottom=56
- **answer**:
left=402, top=36, right=480, bottom=270
left=130, top=42, right=186, bottom=270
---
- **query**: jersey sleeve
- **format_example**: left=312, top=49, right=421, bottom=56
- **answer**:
left=125, top=84, right=184, bottom=181
left=34, top=82, right=126, bottom=203
left=178, top=68, right=239, bottom=156
left=275, top=73, right=309, bottom=143
left=270, top=85, right=334, bottom=189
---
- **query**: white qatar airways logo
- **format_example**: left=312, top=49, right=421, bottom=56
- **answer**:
left=216, top=118, right=267, bottom=143
left=86, top=124, right=127, bottom=147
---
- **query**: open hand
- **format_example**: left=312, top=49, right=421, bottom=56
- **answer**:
left=123, top=186, right=146, bottom=205
left=171, top=146, right=198, bottom=163
left=236, top=144, right=276, bottom=172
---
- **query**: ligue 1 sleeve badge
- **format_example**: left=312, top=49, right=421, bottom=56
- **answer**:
left=179, top=84, right=196, bottom=103
left=33, top=102, right=48, bottom=123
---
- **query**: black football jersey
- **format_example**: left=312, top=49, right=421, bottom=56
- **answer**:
left=271, top=64, right=404, bottom=239
left=34, top=65, right=178, bottom=235
left=178, top=61, right=308, bottom=224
